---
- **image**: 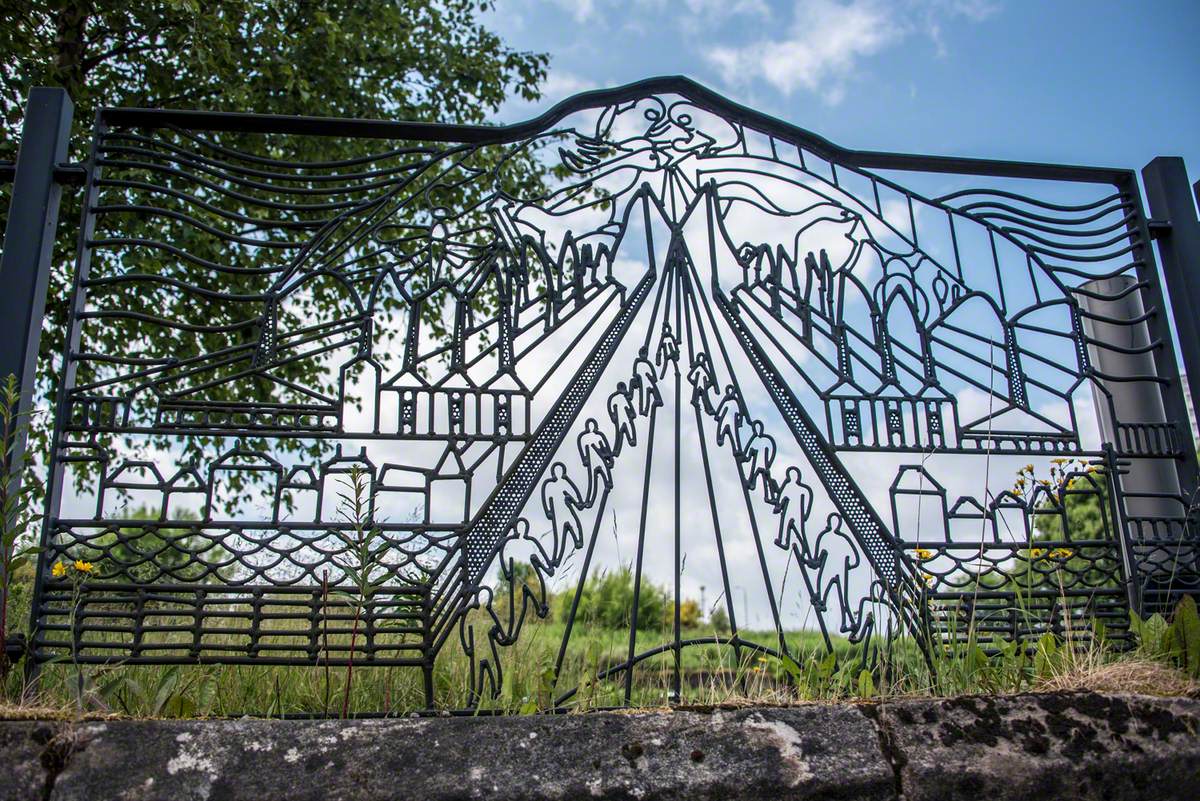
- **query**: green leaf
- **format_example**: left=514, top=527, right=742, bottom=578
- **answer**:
left=1034, top=633, right=1059, bottom=678
left=778, top=654, right=805, bottom=682
left=817, top=650, right=837, bottom=681
left=856, top=669, right=875, bottom=697
left=1167, top=595, right=1200, bottom=678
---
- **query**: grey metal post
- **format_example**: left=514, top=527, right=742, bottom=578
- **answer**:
left=0, top=88, right=74, bottom=471
left=1079, top=274, right=1182, bottom=507
left=1079, top=275, right=1183, bottom=615
left=1142, top=158, right=1200, bottom=459
left=0, top=89, right=74, bottom=623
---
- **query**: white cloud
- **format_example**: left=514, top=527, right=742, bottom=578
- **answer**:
left=541, top=71, right=591, bottom=102
left=706, top=0, right=901, bottom=104
left=552, top=0, right=597, bottom=23
left=705, top=0, right=1000, bottom=105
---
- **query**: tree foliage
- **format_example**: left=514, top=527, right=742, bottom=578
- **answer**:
left=1, top=1, right=549, bottom=501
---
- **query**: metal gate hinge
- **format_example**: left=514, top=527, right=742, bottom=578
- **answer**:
left=53, top=162, right=88, bottom=186
left=1147, top=218, right=1172, bottom=240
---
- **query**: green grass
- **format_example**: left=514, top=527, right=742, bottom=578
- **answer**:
left=6, top=598, right=1196, bottom=719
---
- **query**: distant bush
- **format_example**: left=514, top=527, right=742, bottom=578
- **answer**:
left=555, top=566, right=670, bottom=631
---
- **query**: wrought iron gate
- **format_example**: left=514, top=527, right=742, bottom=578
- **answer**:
left=3, top=77, right=1199, bottom=710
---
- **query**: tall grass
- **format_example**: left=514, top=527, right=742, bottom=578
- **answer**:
left=5, top=594, right=1196, bottom=718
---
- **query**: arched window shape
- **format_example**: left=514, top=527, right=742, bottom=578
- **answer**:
left=930, top=292, right=1020, bottom=425
left=875, top=269, right=936, bottom=396
left=207, top=449, right=283, bottom=521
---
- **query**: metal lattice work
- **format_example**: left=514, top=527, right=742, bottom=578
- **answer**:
left=29, top=77, right=1200, bottom=708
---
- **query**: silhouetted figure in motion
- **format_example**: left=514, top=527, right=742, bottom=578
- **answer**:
left=742, top=420, right=776, bottom=501
left=541, top=462, right=584, bottom=563
left=607, top=381, right=638, bottom=456
left=631, top=346, right=662, bottom=415
left=576, top=418, right=614, bottom=505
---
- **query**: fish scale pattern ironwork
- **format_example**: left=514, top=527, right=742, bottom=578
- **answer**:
left=27, top=77, right=1200, bottom=709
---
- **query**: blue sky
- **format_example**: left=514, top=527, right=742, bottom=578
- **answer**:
left=486, top=0, right=1200, bottom=177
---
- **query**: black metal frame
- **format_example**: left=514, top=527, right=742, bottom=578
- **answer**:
left=4, top=76, right=1199, bottom=711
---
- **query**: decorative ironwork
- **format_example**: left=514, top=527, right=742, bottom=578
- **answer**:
left=23, top=77, right=1200, bottom=709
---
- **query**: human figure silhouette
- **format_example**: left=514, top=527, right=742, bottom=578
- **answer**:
left=773, top=466, right=813, bottom=552
left=631, top=346, right=662, bottom=415
left=686, top=353, right=716, bottom=412
left=607, top=381, right=638, bottom=456
left=576, top=418, right=614, bottom=505
left=810, top=513, right=868, bottom=640
left=656, top=323, right=679, bottom=377
left=742, top=420, right=776, bottom=501
left=541, top=463, right=584, bottom=564
left=715, top=385, right=742, bottom=450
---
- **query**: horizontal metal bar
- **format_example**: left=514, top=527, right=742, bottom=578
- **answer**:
left=100, top=75, right=1130, bottom=184
left=0, top=160, right=85, bottom=185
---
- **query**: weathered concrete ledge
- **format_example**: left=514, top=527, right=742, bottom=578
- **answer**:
left=0, top=692, right=1196, bottom=800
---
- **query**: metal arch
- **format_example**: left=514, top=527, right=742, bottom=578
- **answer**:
left=13, top=77, right=1198, bottom=711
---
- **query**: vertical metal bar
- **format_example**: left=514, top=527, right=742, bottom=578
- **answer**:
left=1118, top=171, right=1200, bottom=496
left=1125, top=162, right=1200, bottom=613
left=1142, top=158, right=1200, bottom=460
left=25, top=110, right=102, bottom=681
left=0, top=89, right=73, bottom=659
left=0, top=87, right=73, bottom=493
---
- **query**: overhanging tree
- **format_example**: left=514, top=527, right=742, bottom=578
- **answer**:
left=1, top=1, right=549, bottom=506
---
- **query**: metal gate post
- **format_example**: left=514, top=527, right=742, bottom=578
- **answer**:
left=0, top=88, right=74, bottom=476
left=0, top=88, right=74, bottom=612
left=1142, top=157, right=1200, bottom=459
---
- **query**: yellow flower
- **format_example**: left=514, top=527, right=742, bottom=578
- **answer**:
left=1049, top=548, right=1074, bottom=560
left=73, top=560, right=94, bottom=574
left=51, top=561, right=66, bottom=578
left=922, top=572, right=935, bottom=587
left=757, top=656, right=769, bottom=663
left=912, top=548, right=934, bottom=561
left=1029, top=548, right=1047, bottom=559
left=1051, top=458, right=1068, bottom=465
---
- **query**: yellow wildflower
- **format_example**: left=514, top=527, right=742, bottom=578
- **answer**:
left=51, top=561, right=66, bottom=578
left=1029, top=548, right=1047, bottom=559
left=756, top=656, right=769, bottom=663
left=912, top=548, right=934, bottom=561
left=73, top=559, right=94, bottom=574
left=1049, top=548, right=1074, bottom=560
left=1051, top=458, right=1068, bottom=465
